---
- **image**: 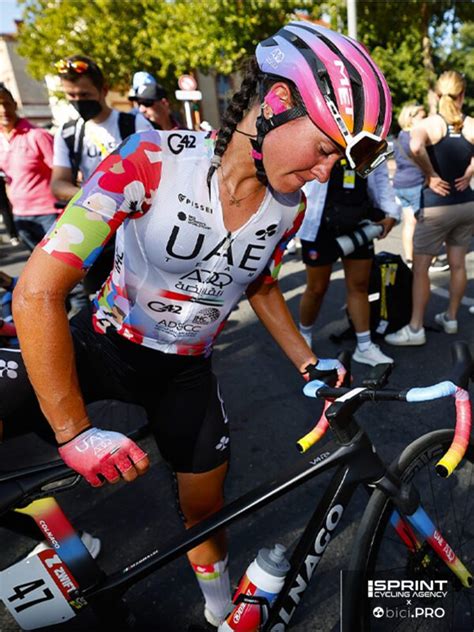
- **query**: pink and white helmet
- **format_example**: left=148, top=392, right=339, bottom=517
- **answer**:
left=256, top=21, right=393, bottom=177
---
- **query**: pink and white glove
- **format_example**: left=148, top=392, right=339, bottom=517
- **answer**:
left=58, top=427, right=148, bottom=487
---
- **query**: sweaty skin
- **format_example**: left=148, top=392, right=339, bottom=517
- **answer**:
left=13, top=83, right=340, bottom=481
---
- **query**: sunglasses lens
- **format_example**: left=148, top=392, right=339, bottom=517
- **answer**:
left=137, top=99, right=154, bottom=107
left=56, top=59, right=89, bottom=74
left=348, top=137, right=390, bottom=178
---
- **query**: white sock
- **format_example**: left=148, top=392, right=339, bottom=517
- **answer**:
left=299, top=323, right=313, bottom=347
left=191, top=555, right=232, bottom=620
left=356, top=330, right=371, bottom=352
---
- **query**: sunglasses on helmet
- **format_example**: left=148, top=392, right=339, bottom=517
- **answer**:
left=325, top=97, right=392, bottom=178
left=55, top=59, right=91, bottom=75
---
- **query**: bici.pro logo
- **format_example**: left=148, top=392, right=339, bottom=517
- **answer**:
left=368, top=580, right=448, bottom=623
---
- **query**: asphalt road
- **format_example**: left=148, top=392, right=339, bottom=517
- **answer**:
left=0, top=221, right=473, bottom=632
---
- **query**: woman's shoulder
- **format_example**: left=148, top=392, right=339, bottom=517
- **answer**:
left=462, top=116, right=474, bottom=141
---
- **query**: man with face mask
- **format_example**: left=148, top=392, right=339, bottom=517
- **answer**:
left=51, top=56, right=153, bottom=203
left=51, top=57, right=153, bottom=304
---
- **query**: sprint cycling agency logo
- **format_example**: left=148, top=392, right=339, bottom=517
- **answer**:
left=368, top=579, right=448, bottom=622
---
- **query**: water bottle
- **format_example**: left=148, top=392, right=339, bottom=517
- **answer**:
left=218, top=544, right=290, bottom=631
left=335, top=222, right=383, bottom=257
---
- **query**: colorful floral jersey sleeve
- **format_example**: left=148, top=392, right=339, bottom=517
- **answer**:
left=40, top=130, right=163, bottom=270
left=260, top=192, right=306, bottom=284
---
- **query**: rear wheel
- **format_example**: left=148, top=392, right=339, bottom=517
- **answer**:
left=344, top=430, right=474, bottom=631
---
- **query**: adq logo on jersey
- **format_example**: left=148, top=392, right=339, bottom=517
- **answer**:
left=168, top=134, right=197, bottom=155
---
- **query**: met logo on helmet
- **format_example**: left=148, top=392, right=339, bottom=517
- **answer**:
left=266, top=48, right=285, bottom=69
left=333, top=60, right=354, bottom=116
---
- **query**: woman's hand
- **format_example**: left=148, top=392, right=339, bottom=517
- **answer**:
left=59, top=427, right=149, bottom=487
left=375, top=217, right=396, bottom=239
left=454, top=164, right=474, bottom=192
left=427, top=174, right=450, bottom=196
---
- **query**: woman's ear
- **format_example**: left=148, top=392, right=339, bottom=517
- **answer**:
left=262, top=82, right=292, bottom=119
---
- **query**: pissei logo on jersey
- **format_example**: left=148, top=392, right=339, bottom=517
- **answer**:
left=168, top=134, right=197, bottom=155
left=177, top=193, right=212, bottom=214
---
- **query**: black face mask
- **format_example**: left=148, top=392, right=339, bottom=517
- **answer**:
left=71, top=99, right=102, bottom=122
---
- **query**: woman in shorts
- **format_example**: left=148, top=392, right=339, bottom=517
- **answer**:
left=386, top=71, right=474, bottom=346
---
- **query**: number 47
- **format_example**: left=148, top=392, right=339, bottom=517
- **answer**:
left=8, top=579, right=54, bottom=613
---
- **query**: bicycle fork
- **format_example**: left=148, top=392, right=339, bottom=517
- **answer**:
left=390, top=505, right=473, bottom=588
left=377, top=472, right=473, bottom=590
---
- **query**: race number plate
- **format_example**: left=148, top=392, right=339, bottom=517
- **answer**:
left=0, top=549, right=82, bottom=630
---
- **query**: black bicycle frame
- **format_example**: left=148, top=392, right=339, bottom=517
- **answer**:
left=84, top=425, right=389, bottom=629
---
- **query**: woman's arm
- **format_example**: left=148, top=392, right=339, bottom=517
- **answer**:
left=13, top=249, right=89, bottom=444
left=454, top=155, right=474, bottom=192
left=246, top=278, right=317, bottom=373
left=410, top=126, right=450, bottom=196
left=13, top=248, right=149, bottom=485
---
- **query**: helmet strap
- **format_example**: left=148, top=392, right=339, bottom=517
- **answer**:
left=250, top=86, right=306, bottom=185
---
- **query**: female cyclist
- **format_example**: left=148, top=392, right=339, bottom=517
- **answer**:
left=7, top=22, right=392, bottom=627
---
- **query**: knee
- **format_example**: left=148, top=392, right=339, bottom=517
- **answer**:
left=180, top=493, right=224, bottom=527
left=304, top=282, right=328, bottom=301
left=346, top=280, right=369, bottom=296
left=449, top=261, right=465, bottom=274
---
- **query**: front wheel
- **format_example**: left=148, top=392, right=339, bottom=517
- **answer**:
left=343, top=429, right=474, bottom=632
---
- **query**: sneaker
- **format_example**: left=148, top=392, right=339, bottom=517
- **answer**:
left=434, top=312, right=458, bottom=334
left=286, top=238, right=297, bottom=255
left=299, top=329, right=312, bottom=347
left=352, top=342, right=394, bottom=366
left=429, top=256, right=449, bottom=272
left=26, top=531, right=101, bottom=560
left=385, top=325, right=426, bottom=346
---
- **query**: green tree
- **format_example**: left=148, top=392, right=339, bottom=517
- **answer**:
left=16, top=0, right=312, bottom=93
left=310, top=0, right=474, bottom=125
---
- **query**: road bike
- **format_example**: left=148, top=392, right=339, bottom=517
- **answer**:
left=0, top=341, right=472, bottom=631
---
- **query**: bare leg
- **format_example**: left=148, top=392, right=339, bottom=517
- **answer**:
left=299, top=264, right=332, bottom=327
left=343, top=258, right=372, bottom=333
left=402, top=210, right=416, bottom=262
left=177, top=462, right=228, bottom=565
left=446, top=244, right=468, bottom=321
left=409, top=254, right=433, bottom=330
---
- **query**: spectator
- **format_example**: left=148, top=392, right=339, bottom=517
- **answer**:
left=393, top=103, right=426, bottom=265
left=51, top=55, right=153, bottom=300
left=386, top=70, right=474, bottom=346
left=0, top=171, right=19, bottom=246
left=0, top=84, right=59, bottom=251
left=128, top=73, right=181, bottom=130
left=298, top=160, right=400, bottom=365
left=52, top=55, right=153, bottom=203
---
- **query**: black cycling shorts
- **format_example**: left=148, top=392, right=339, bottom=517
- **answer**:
left=0, top=306, right=230, bottom=474
left=301, top=224, right=373, bottom=267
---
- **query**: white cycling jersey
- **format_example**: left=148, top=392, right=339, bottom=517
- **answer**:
left=41, top=130, right=305, bottom=355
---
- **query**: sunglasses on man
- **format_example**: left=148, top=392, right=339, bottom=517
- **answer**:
left=55, top=59, right=91, bottom=74
left=136, top=99, right=157, bottom=108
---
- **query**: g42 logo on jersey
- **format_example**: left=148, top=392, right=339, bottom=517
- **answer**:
left=168, top=134, right=197, bottom=155
left=147, top=301, right=182, bottom=314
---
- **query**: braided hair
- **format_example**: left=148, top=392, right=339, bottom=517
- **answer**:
left=207, top=57, right=305, bottom=189
left=207, top=57, right=261, bottom=188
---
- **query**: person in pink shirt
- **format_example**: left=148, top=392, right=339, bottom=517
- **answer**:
left=0, top=84, right=59, bottom=251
